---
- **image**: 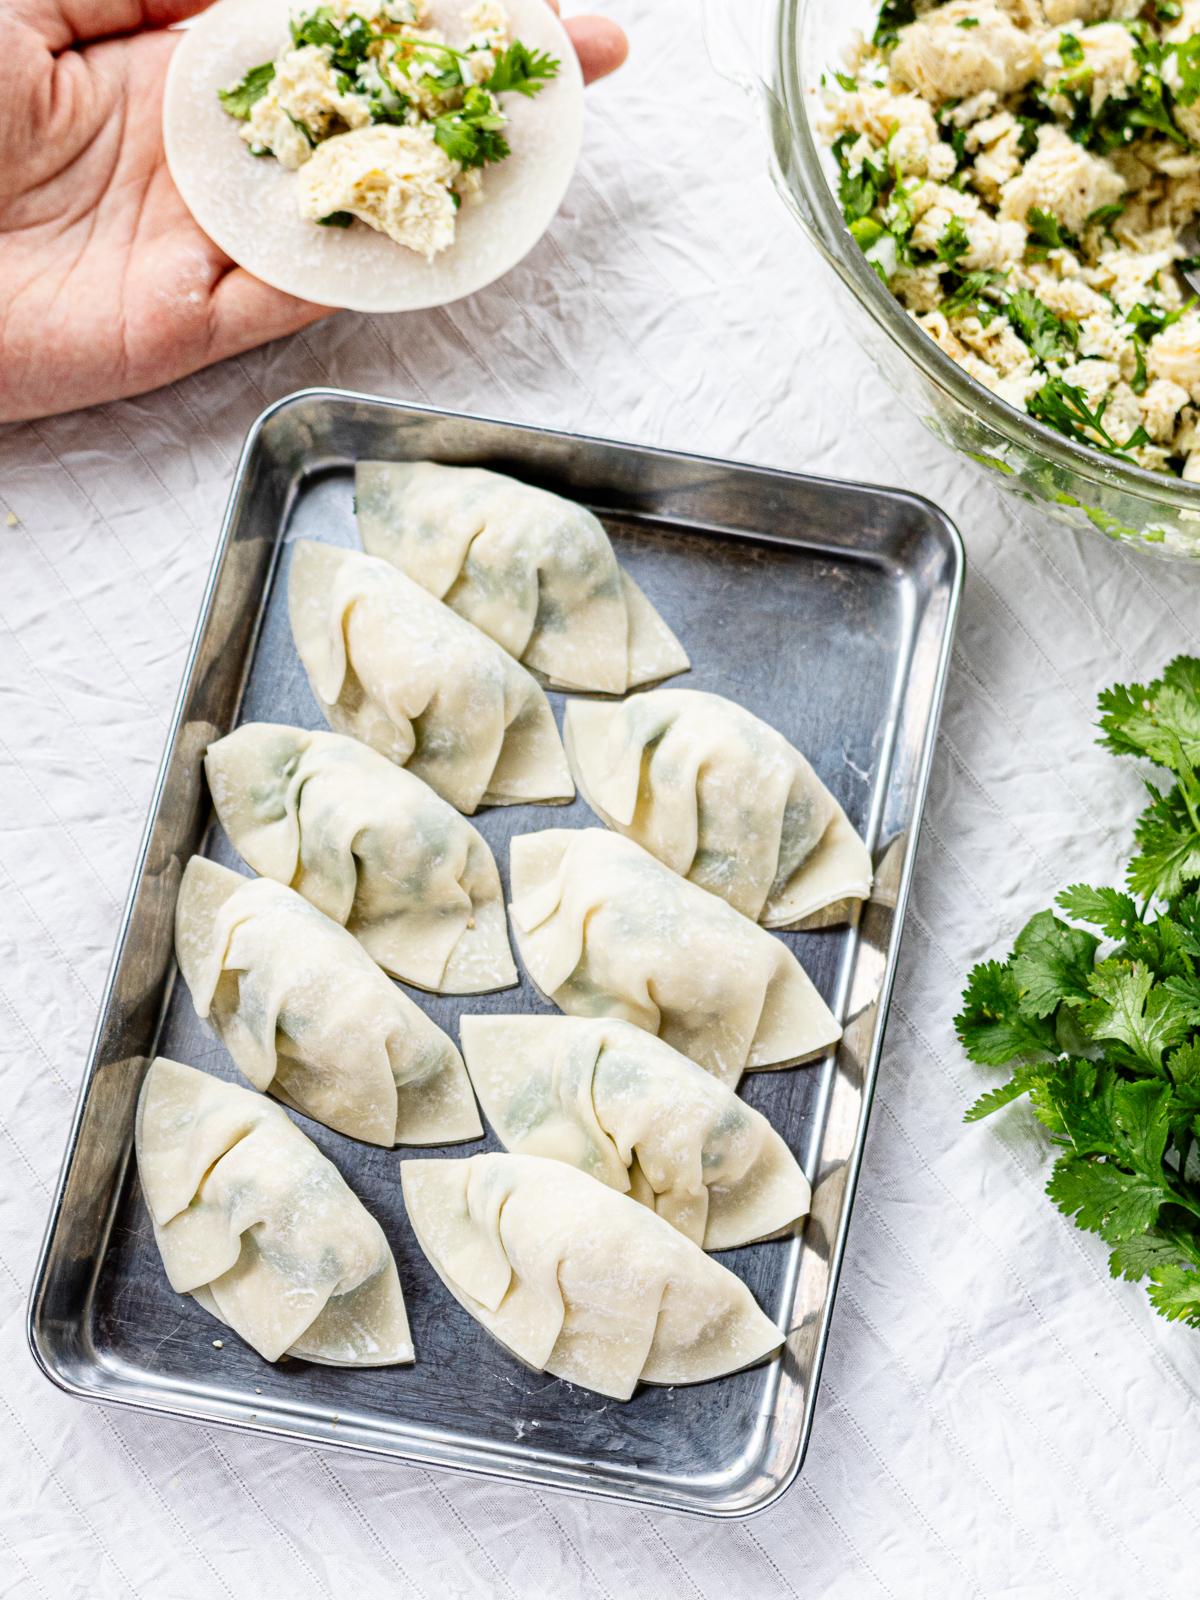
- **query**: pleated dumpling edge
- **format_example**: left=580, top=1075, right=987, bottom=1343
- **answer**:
left=174, top=855, right=483, bottom=1147
left=563, top=689, right=874, bottom=929
left=507, top=828, right=842, bottom=1088
left=287, top=539, right=574, bottom=815
left=458, top=1014, right=811, bottom=1251
left=401, top=1152, right=784, bottom=1400
left=136, top=1057, right=413, bottom=1366
left=355, top=460, right=690, bottom=696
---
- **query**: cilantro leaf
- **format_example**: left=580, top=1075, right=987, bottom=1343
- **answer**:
left=1127, top=784, right=1200, bottom=902
left=1098, top=656, right=1200, bottom=771
left=964, top=1062, right=1050, bottom=1122
left=1048, top=1154, right=1167, bottom=1242
left=1010, top=910, right=1098, bottom=1017
left=485, top=41, right=560, bottom=97
left=218, top=61, right=275, bottom=119
left=316, top=211, right=354, bottom=227
left=1147, top=1263, right=1200, bottom=1324
left=954, top=958, right=1060, bottom=1065
left=1079, top=959, right=1197, bottom=1070
left=1056, top=884, right=1141, bottom=941
left=1108, top=1230, right=1191, bottom=1282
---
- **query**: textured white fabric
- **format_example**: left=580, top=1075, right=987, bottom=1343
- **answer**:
left=2, top=1, right=1200, bottom=1593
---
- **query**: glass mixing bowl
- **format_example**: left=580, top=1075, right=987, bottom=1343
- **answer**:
left=703, top=0, right=1200, bottom=560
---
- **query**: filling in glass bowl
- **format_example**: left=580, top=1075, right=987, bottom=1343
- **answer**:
left=821, top=0, right=1200, bottom=476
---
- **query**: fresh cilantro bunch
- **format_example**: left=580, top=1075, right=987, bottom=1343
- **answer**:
left=956, top=657, right=1200, bottom=1328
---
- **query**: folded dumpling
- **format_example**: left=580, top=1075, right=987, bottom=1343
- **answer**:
left=459, top=1015, right=810, bottom=1250
left=508, top=829, right=842, bottom=1087
left=401, top=1152, right=783, bottom=1400
left=288, top=540, right=574, bottom=815
left=204, top=723, right=516, bottom=993
left=136, top=1057, right=413, bottom=1365
left=355, top=461, right=690, bottom=695
left=175, top=856, right=482, bottom=1147
left=564, top=689, right=874, bottom=929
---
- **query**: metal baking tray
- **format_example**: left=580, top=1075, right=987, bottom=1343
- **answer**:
left=28, top=388, right=962, bottom=1518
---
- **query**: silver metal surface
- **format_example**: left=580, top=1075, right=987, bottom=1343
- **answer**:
left=27, top=388, right=963, bottom=1519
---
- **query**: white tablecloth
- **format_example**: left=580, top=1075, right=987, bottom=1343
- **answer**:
left=4, top=3, right=1199, bottom=1594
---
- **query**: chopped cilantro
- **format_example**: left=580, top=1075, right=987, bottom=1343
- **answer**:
left=1027, top=375, right=1150, bottom=461
left=835, top=71, right=858, bottom=91
left=935, top=215, right=971, bottom=268
left=873, top=0, right=916, bottom=51
left=1006, top=288, right=1077, bottom=363
left=317, top=211, right=354, bottom=227
left=1088, top=201, right=1126, bottom=230
left=958, top=657, right=1200, bottom=1330
left=955, top=14, right=979, bottom=26
left=433, top=85, right=510, bottom=168
left=217, top=62, right=275, bottom=120
left=1125, top=298, right=1196, bottom=395
left=485, top=41, right=560, bottom=97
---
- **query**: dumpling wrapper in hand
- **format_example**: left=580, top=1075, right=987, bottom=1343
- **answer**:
left=401, top=1152, right=785, bottom=1400
left=136, top=1057, right=413, bottom=1365
left=204, top=723, right=516, bottom=993
left=564, top=689, right=874, bottom=929
left=355, top=461, right=690, bottom=695
left=459, top=1014, right=810, bottom=1250
left=288, top=540, right=574, bottom=815
left=175, top=856, right=482, bottom=1147
left=508, top=829, right=842, bottom=1087
left=161, top=0, right=584, bottom=313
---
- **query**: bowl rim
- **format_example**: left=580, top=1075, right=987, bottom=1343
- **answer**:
left=774, top=0, right=1200, bottom=515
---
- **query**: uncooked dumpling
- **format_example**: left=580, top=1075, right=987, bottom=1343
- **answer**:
left=564, top=689, right=873, bottom=929
left=401, top=1152, right=784, bottom=1399
left=288, top=540, right=574, bottom=815
left=204, top=722, right=516, bottom=992
left=175, top=856, right=482, bottom=1146
left=459, top=1014, right=811, bottom=1250
left=355, top=461, right=690, bottom=694
left=508, top=829, right=842, bottom=1087
left=136, top=1056, right=413, bottom=1364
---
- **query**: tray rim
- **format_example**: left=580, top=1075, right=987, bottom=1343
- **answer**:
left=26, top=385, right=964, bottom=1519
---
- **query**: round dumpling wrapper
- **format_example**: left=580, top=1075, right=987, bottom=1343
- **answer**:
left=162, top=0, right=585, bottom=312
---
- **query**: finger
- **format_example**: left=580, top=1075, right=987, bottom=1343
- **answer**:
left=563, top=14, right=628, bottom=85
left=208, top=266, right=335, bottom=366
left=24, top=0, right=215, bottom=52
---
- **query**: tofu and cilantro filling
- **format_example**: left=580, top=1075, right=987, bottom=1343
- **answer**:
left=823, top=0, right=1200, bottom=476
left=218, top=0, right=558, bottom=259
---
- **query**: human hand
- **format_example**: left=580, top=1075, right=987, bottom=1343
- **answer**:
left=0, top=0, right=628, bottom=424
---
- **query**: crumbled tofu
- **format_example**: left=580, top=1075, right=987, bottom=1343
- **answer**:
left=242, top=43, right=371, bottom=165
left=969, top=112, right=1024, bottom=196
left=893, top=0, right=1039, bottom=101
left=998, top=124, right=1124, bottom=235
left=1039, top=23, right=1139, bottom=117
left=912, top=181, right=1028, bottom=268
left=822, top=86, right=956, bottom=177
left=241, top=96, right=313, bottom=169
left=1139, top=376, right=1193, bottom=440
left=1149, top=313, right=1200, bottom=400
left=464, top=0, right=508, bottom=46
left=297, top=124, right=459, bottom=258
